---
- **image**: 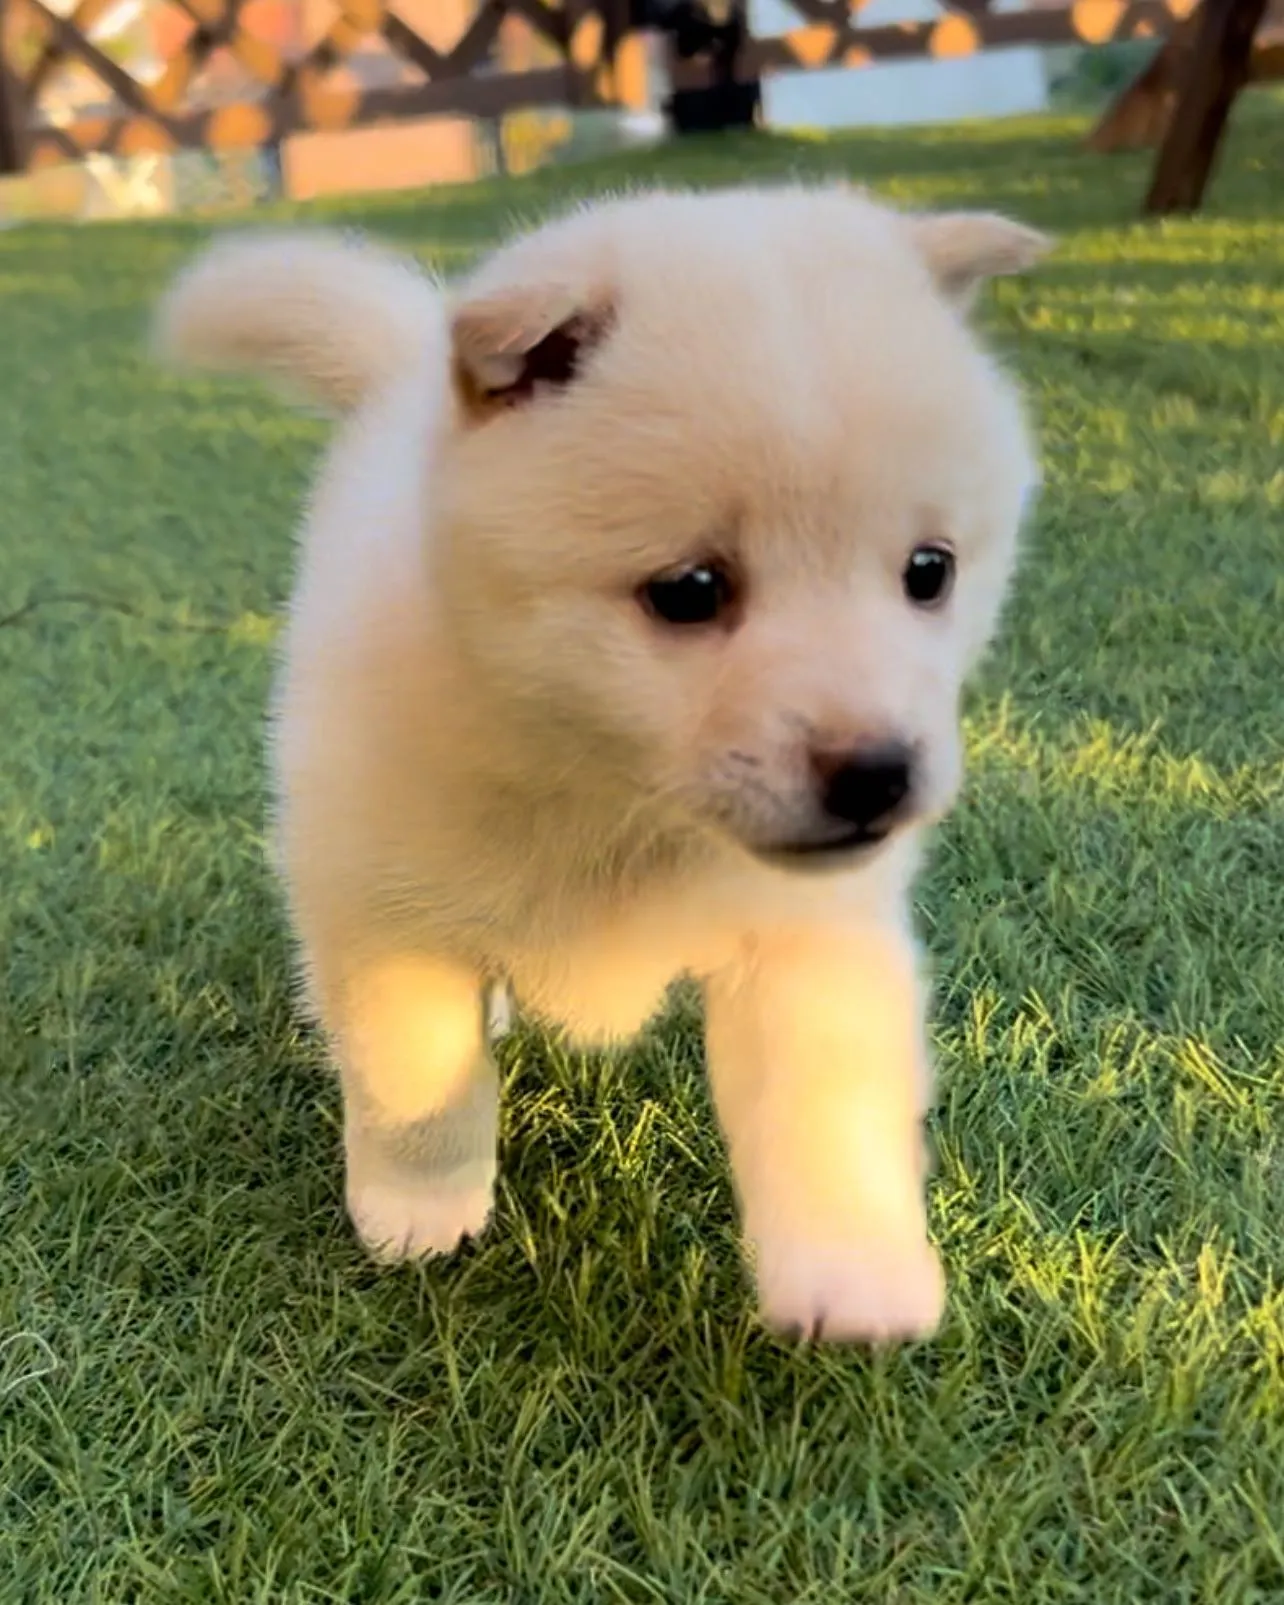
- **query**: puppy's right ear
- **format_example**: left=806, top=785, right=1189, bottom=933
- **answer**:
left=907, top=212, right=1052, bottom=310
left=450, top=284, right=614, bottom=424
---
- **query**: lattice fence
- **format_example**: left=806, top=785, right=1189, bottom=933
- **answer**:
left=0, top=0, right=644, bottom=172
left=0, top=0, right=1266, bottom=216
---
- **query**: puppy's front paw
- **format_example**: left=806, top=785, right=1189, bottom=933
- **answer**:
left=753, top=1232, right=944, bottom=1345
left=348, top=1165, right=494, bottom=1262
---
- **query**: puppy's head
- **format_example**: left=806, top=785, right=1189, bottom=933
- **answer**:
left=435, top=187, right=1046, bottom=868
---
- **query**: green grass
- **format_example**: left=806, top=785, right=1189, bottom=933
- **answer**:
left=4, top=101, right=1284, bottom=1602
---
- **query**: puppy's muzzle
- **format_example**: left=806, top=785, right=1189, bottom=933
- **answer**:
left=762, top=740, right=917, bottom=867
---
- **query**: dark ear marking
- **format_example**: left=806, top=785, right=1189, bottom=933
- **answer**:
left=481, top=311, right=608, bottom=408
left=452, top=298, right=615, bottom=422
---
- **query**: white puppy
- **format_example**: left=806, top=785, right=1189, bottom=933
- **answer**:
left=156, top=184, right=1046, bottom=1342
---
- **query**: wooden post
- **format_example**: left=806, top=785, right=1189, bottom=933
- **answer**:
left=1093, top=0, right=1284, bottom=156
left=0, top=0, right=28, bottom=175
left=1144, top=0, right=1271, bottom=214
left=1088, top=21, right=1196, bottom=153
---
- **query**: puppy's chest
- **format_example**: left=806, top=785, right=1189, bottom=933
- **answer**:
left=468, top=844, right=737, bottom=1045
left=499, top=896, right=735, bottom=1046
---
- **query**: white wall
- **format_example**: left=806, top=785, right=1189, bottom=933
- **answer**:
left=748, top=0, right=1048, bottom=130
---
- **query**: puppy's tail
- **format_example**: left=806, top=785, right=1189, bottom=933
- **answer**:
left=153, top=229, right=442, bottom=414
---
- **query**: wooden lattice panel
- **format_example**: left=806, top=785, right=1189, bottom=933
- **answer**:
left=1, top=0, right=644, bottom=170
left=0, top=0, right=1209, bottom=178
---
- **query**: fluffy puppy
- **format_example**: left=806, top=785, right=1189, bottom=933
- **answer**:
left=156, top=184, right=1047, bottom=1342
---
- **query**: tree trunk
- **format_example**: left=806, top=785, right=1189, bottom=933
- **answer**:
left=1145, top=0, right=1271, bottom=213
left=1087, top=21, right=1196, bottom=154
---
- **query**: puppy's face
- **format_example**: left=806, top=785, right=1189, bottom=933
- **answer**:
left=436, top=189, right=1043, bottom=867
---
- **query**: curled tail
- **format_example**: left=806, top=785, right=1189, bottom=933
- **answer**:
left=153, top=228, right=443, bottom=413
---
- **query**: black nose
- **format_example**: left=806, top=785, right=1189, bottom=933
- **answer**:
left=814, top=743, right=915, bottom=835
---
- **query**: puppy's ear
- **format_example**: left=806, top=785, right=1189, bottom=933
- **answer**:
left=450, top=284, right=614, bottom=423
left=908, top=212, right=1052, bottom=310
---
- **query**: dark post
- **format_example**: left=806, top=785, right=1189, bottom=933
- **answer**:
left=0, top=0, right=28, bottom=176
left=1144, top=0, right=1270, bottom=214
left=635, top=0, right=760, bottom=133
left=1087, top=22, right=1195, bottom=154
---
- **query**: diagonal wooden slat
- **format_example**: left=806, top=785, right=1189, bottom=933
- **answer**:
left=29, top=57, right=591, bottom=160
left=155, top=0, right=279, bottom=113
left=268, top=0, right=430, bottom=121
left=382, top=0, right=574, bottom=98
left=265, top=0, right=377, bottom=121
left=24, top=0, right=176, bottom=124
left=226, top=26, right=283, bottom=85
left=148, top=1, right=231, bottom=114
left=438, top=0, right=510, bottom=75
left=176, top=0, right=280, bottom=81
left=381, top=11, right=446, bottom=79
left=23, top=0, right=117, bottom=97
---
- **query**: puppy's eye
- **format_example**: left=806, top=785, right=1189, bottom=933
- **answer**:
left=902, top=542, right=955, bottom=608
left=641, top=563, right=736, bottom=628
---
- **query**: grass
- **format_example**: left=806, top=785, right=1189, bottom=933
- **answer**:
left=4, top=99, right=1284, bottom=1603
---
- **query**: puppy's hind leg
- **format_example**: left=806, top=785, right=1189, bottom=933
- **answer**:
left=705, top=920, right=943, bottom=1345
left=315, top=951, right=500, bottom=1262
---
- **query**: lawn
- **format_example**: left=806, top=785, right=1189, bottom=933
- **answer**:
left=3, top=99, right=1284, bottom=1603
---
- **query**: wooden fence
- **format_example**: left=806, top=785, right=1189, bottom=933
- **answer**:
left=0, top=0, right=1197, bottom=176
left=0, top=0, right=1269, bottom=212
left=0, top=0, right=643, bottom=173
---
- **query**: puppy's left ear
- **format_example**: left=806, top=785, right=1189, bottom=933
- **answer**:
left=449, top=283, right=614, bottom=423
left=908, top=212, right=1052, bottom=310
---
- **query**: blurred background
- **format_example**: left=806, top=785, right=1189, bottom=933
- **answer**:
left=0, top=0, right=1221, bottom=223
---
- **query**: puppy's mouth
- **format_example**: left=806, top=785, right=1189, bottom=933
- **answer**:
left=753, top=825, right=893, bottom=871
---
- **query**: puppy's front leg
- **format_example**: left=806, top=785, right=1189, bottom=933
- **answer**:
left=322, top=953, right=499, bottom=1262
left=705, top=922, right=943, bottom=1344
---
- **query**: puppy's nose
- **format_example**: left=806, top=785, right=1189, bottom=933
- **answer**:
left=813, top=742, right=915, bottom=835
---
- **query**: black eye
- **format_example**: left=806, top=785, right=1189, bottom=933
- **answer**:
left=641, top=563, right=736, bottom=628
left=903, top=543, right=955, bottom=608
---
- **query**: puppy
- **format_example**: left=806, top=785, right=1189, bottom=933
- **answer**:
left=156, top=184, right=1046, bottom=1343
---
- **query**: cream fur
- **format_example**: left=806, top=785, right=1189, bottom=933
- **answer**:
left=156, top=185, right=1047, bottom=1344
